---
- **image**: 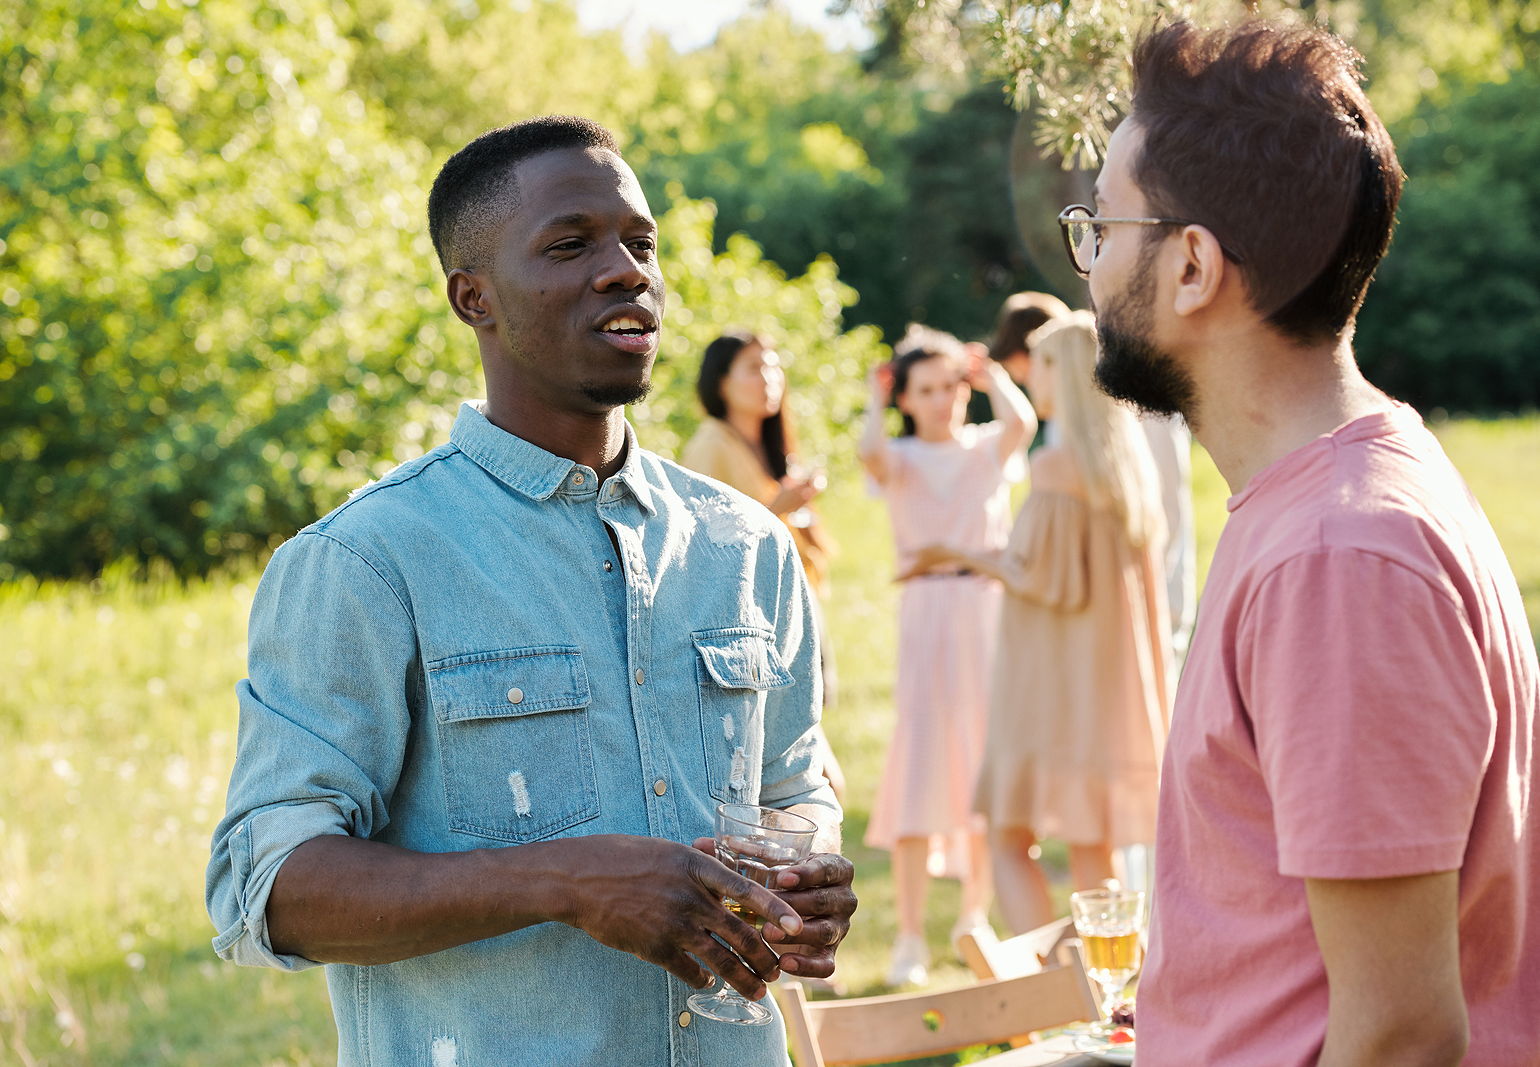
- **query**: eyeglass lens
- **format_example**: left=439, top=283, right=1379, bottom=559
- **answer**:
left=1061, top=207, right=1095, bottom=275
left=1069, top=220, right=1093, bottom=272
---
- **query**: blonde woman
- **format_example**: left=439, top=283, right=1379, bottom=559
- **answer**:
left=907, top=311, right=1172, bottom=933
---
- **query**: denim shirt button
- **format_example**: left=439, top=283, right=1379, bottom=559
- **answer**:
left=506, top=687, right=524, bottom=705
left=677, top=1011, right=692, bottom=1028
left=603, top=560, right=613, bottom=572
left=634, top=668, right=645, bottom=685
left=571, top=472, right=585, bottom=486
left=653, top=778, right=668, bottom=796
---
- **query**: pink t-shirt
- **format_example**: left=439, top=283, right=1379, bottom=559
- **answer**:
left=1138, top=405, right=1540, bottom=1066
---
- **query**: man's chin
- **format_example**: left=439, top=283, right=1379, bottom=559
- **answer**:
left=1094, top=331, right=1191, bottom=419
left=581, top=378, right=652, bottom=409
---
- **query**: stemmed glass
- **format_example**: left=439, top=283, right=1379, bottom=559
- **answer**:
left=687, top=802, right=818, bottom=1026
left=1070, top=886, right=1146, bottom=1037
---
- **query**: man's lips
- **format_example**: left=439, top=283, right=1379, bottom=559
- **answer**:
left=597, top=327, right=658, bottom=354
left=593, top=304, right=661, bottom=355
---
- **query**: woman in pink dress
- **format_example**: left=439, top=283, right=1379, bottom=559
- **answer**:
left=910, top=312, right=1171, bottom=933
left=859, top=326, right=1036, bottom=986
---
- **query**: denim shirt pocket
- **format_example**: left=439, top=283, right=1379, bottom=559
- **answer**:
left=427, top=646, right=599, bottom=843
left=692, top=627, right=793, bottom=804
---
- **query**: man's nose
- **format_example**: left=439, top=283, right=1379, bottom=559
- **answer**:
left=594, top=242, right=650, bottom=292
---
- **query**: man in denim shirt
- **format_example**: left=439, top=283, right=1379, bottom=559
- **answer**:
left=207, top=116, right=855, bottom=1066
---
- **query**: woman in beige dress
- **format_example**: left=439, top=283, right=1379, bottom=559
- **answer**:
left=679, top=331, right=844, bottom=800
left=909, top=312, right=1172, bottom=933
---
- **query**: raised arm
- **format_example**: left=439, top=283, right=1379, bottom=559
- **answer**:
left=968, top=352, right=1038, bottom=463
left=858, top=361, right=896, bottom=486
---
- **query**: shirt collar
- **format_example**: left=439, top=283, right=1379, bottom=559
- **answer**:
left=450, top=401, right=657, bottom=515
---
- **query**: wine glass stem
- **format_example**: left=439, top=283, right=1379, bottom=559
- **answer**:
left=1098, top=979, right=1122, bottom=1024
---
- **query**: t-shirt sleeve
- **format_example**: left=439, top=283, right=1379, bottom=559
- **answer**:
left=1238, top=549, right=1494, bottom=879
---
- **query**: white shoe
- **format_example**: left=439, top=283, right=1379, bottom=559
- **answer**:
left=949, top=909, right=993, bottom=952
left=886, top=933, right=930, bottom=988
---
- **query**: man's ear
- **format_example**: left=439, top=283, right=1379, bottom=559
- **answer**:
left=447, top=269, right=494, bottom=328
left=1171, top=225, right=1227, bottom=318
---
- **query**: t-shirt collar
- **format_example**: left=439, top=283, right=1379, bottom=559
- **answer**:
left=1226, top=402, right=1420, bottom=513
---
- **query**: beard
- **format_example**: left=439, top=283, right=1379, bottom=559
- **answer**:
left=580, top=377, right=652, bottom=408
left=1092, top=241, right=1196, bottom=420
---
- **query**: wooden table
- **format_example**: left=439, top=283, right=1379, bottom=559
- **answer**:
left=968, top=1033, right=1118, bottom=1065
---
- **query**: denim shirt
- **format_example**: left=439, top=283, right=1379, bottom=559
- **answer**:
left=206, top=403, right=837, bottom=1067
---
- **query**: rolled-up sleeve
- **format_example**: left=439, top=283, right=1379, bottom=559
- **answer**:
left=757, top=528, right=841, bottom=822
left=206, top=530, right=417, bottom=969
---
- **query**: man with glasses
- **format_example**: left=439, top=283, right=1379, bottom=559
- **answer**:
left=1065, top=20, right=1539, bottom=1066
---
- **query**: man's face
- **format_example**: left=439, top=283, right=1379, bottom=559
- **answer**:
left=481, top=146, right=665, bottom=413
left=1087, top=121, right=1196, bottom=420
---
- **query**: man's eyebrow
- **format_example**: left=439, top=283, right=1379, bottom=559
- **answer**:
left=536, top=212, right=656, bottom=232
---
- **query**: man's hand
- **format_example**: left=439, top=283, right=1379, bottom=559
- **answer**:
left=694, top=839, right=857, bottom=980
left=559, top=835, right=801, bottom=1002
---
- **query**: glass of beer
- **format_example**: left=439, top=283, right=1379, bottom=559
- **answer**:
left=687, top=802, right=818, bottom=1025
left=1070, top=886, right=1146, bottom=1035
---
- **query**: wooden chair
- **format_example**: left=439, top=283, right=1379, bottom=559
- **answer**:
left=956, top=916, right=1078, bottom=981
left=773, top=958, right=1099, bottom=1067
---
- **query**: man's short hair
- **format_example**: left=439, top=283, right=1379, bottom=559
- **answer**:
left=988, top=291, right=1072, bottom=362
left=1129, top=21, right=1403, bottom=343
left=427, top=116, right=620, bottom=275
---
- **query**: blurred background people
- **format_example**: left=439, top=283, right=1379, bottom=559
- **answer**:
left=907, top=312, right=1171, bottom=933
left=680, top=330, right=845, bottom=801
left=858, top=325, right=1036, bottom=986
left=987, top=290, right=1073, bottom=389
left=1139, top=412, right=1197, bottom=666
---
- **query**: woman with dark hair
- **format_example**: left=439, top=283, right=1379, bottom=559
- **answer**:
left=680, top=331, right=844, bottom=800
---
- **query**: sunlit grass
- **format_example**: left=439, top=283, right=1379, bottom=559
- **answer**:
left=1, top=415, right=1533, bottom=1064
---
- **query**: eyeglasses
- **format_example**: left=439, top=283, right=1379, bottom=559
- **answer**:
left=1056, top=204, right=1244, bottom=278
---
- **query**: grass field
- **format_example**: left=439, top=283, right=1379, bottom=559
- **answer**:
left=2, top=416, right=1535, bottom=1065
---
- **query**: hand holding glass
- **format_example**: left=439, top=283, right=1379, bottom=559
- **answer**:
left=784, top=462, right=826, bottom=529
left=687, top=802, right=818, bottom=1025
left=1070, top=887, right=1145, bottom=1036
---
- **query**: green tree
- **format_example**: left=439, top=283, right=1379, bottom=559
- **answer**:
left=639, top=192, right=886, bottom=467
left=0, top=0, right=470, bottom=579
left=0, top=0, right=890, bottom=580
left=1356, top=69, right=1540, bottom=412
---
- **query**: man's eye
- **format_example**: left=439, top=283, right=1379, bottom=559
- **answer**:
left=629, top=238, right=656, bottom=254
left=550, top=240, right=585, bottom=252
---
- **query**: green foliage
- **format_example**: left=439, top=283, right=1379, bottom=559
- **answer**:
left=628, top=9, right=1059, bottom=342
left=334, top=0, right=650, bottom=155
left=1356, top=69, right=1540, bottom=413
left=1347, top=0, right=1539, bottom=125
left=0, top=0, right=472, bottom=579
left=633, top=192, right=887, bottom=466
left=0, top=0, right=883, bottom=580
